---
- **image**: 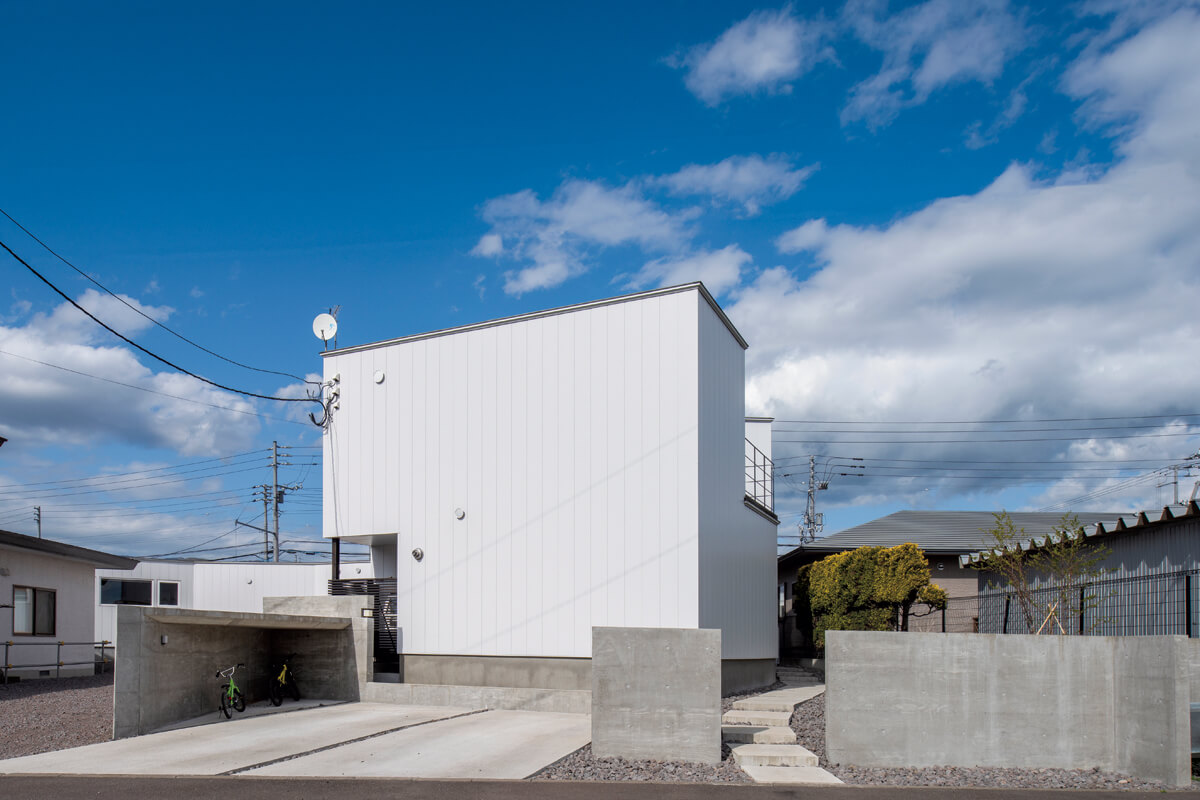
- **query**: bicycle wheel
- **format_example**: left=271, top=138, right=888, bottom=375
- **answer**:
left=268, top=679, right=283, bottom=706
left=287, top=678, right=301, bottom=702
left=233, top=688, right=246, bottom=712
left=220, top=688, right=233, bottom=719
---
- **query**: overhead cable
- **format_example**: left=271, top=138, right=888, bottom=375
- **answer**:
left=2, top=238, right=322, bottom=406
left=0, top=207, right=311, bottom=384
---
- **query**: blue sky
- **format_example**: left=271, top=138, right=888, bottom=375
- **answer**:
left=2, top=1, right=1198, bottom=556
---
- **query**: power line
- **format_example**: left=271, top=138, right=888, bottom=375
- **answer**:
left=2, top=237, right=321, bottom=406
left=0, top=450, right=265, bottom=489
left=772, top=412, right=1200, bottom=424
left=0, top=207, right=311, bottom=384
left=773, top=423, right=1193, bottom=434
left=773, top=431, right=1198, bottom=444
left=0, top=464, right=267, bottom=500
left=0, top=350, right=309, bottom=426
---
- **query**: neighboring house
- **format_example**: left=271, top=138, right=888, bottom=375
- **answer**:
left=962, top=501, right=1200, bottom=635
left=777, top=510, right=1121, bottom=655
left=320, top=282, right=780, bottom=693
left=0, top=529, right=136, bottom=679
left=95, top=558, right=374, bottom=647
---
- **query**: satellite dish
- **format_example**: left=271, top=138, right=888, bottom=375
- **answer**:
left=312, top=313, right=338, bottom=346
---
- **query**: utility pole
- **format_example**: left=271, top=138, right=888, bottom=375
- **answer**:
left=257, top=484, right=271, bottom=560
left=801, top=455, right=824, bottom=543
left=34, top=506, right=41, bottom=539
left=268, top=442, right=301, bottom=563
left=272, top=441, right=280, bottom=563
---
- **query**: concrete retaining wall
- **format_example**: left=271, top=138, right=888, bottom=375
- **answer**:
left=262, top=596, right=372, bottom=693
left=114, top=605, right=366, bottom=738
left=364, top=681, right=591, bottom=713
left=825, top=631, right=1191, bottom=786
left=591, top=626, right=721, bottom=764
left=397, top=654, right=590, bottom=690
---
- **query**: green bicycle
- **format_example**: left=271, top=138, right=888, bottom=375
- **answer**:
left=216, top=662, right=246, bottom=719
left=267, top=653, right=301, bottom=706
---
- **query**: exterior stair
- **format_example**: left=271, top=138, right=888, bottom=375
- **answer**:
left=720, top=665, right=842, bottom=786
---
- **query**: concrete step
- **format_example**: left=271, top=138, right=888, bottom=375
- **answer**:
left=732, top=697, right=799, bottom=713
left=741, top=765, right=843, bottom=785
left=722, top=709, right=793, bottom=727
left=731, top=743, right=819, bottom=768
left=721, top=725, right=796, bottom=745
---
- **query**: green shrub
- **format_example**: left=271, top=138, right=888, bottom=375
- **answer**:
left=805, top=543, right=946, bottom=650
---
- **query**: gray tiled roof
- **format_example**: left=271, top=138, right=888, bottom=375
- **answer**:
left=799, top=510, right=1125, bottom=555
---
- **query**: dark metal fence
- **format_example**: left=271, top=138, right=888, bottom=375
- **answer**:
left=329, top=578, right=399, bottom=672
left=975, top=569, right=1199, bottom=637
left=908, top=596, right=980, bottom=633
left=745, top=439, right=774, bottom=511
left=2, top=640, right=113, bottom=686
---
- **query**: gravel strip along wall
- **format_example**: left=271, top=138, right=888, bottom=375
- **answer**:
left=0, top=674, right=115, bottom=759
left=790, top=693, right=1193, bottom=792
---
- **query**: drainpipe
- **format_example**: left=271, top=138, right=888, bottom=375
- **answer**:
left=331, top=537, right=340, bottom=584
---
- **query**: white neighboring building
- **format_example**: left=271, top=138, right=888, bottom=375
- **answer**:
left=1, top=529, right=136, bottom=679
left=95, top=559, right=373, bottom=647
left=321, top=282, right=779, bottom=692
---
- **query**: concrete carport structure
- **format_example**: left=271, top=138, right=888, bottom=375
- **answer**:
left=115, top=596, right=371, bottom=737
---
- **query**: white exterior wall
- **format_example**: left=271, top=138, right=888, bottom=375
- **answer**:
left=95, top=561, right=372, bottom=645
left=1, top=546, right=98, bottom=677
left=697, top=303, right=778, bottom=660
left=324, top=289, right=704, bottom=658
left=745, top=418, right=773, bottom=462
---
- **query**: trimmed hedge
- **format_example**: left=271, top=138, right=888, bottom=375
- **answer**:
left=803, top=542, right=947, bottom=650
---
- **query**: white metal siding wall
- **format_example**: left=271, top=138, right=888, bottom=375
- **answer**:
left=324, top=290, right=702, bottom=657
left=696, top=298, right=777, bottom=660
left=1, top=548, right=97, bottom=674
left=95, top=561, right=194, bottom=644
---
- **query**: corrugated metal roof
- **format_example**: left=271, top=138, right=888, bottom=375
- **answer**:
left=959, top=501, right=1200, bottom=567
left=794, top=510, right=1126, bottom=556
left=0, top=529, right=138, bottom=569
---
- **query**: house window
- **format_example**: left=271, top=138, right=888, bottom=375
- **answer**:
left=158, top=581, right=179, bottom=606
left=100, top=578, right=152, bottom=606
left=13, top=586, right=56, bottom=636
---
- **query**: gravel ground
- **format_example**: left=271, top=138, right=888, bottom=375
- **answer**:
left=534, top=682, right=784, bottom=784
left=0, top=673, right=114, bottom=759
left=532, top=743, right=750, bottom=783
left=791, top=692, right=1196, bottom=791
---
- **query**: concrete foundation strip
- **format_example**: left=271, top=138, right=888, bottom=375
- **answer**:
left=219, top=708, right=490, bottom=775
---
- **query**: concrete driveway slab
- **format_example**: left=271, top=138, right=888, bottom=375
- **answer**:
left=0, top=703, right=475, bottom=776
left=245, top=709, right=591, bottom=779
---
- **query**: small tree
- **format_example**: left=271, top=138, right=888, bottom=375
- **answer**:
left=805, top=543, right=947, bottom=650
left=972, top=511, right=1110, bottom=634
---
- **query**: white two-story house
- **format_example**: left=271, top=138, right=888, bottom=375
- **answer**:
left=320, top=282, right=778, bottom=693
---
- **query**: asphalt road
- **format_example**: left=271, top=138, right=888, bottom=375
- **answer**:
left=0, top=776, right=1178, bottom=800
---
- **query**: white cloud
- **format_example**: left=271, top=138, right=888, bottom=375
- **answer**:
left=654, top=154, right=816, bottom=215
left=670, top=7, right=833, bottom=106
left=735, top=9, right=1200, bottom=513
left=189, top=286, right=204, bottom=299
left=0, top=291, right=262, bottom=456
left=628, top=245, right=753, bottom=295
left=842, top=0, right=1027, bottom=128
left=471, top=233, right=503, bottom=257
left=472, top=180, right=696, bottom=295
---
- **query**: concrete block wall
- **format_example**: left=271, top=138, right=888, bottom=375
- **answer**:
left=825, top=631, right=1191, bottom=786
left=591, top=626, right=721, bottom=764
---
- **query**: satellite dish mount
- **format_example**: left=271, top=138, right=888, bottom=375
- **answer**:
left=312, top=309, right=339, bottom=351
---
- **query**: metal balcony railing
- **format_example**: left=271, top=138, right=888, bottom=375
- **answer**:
left=746, top=438, right=774, bottom=512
